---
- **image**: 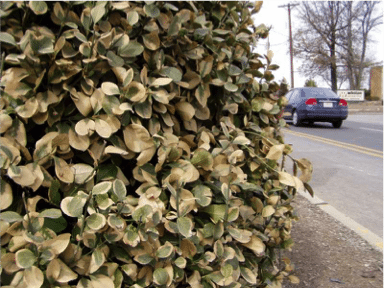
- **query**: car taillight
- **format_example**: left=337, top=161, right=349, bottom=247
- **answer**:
left=305, top=98, right=317, bottom=105
left=339, top=99, right=348, bottom=106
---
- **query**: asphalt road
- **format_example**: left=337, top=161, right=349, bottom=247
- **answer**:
left=285, top=114, right=383, bottom=151
left=283, top=114, right=383, bottom=238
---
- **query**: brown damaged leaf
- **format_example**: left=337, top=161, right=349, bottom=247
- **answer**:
left=54, top=157, right=74, bottom=183
left=143, top=31, right=161, bottom=51
left=123, top=124, right=154, bottom=153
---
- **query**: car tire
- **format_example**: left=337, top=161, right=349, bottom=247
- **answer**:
left=332, top=120, right=343, bottom=128
left=292, top=111, right=301, bottom=126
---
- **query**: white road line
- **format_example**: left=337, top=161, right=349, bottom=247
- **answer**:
left=298, top=190, right=383, bottom=252
left=358, top=127, right=383, bottom=132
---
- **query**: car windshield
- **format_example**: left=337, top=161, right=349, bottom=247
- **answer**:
left=301, top=88, right=339, bottom=99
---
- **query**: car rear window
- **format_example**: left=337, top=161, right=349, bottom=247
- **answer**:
left=302, top=88, right=339, bottom=99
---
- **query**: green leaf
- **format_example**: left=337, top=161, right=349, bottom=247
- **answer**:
left=0, top=211, right=23, bottom=223
left=268, top=64, right=280, bottom=70
left=237, top=182, right=263, bottom=192
left=72, top=163, right=95, bottom=184
left=112, top=179, right=127, bottom=202
left=107, top=51, right=124, bottom=67
left=202, top=205, right=226, bottom=223
left=227, top=207, right=239, bottom=222
left=281, top=238, right=294, bottom=249
left=132, top=205, right=152, bottom=222
left=221, top=263, right=233, bottom=278
left=191, top=149, right=213, bottom=170
left=156, top=241, right=174, bottom=258
left=160, top=67, right=182, bottom=82
left=153, top=268, right=169, bottom=285
left=91, top=248, right=105, bottom=271
left=144, top=3, right=160, bottom=18
left=92, top=181, right=112, bottom=195
left=261, top=83, right=269, bottom=92
left=48, top=180, right=61, bottom=206
left=134, top=253, right=153, bottom=265
left=30, top=35, right=54, bottom=54
left=43, top=216, right=67, bottom=233
left=29, top=1, right=48, bottom=15
left=174, top=257, right=187, bottom=269
left=127, top=11, right=139, bottom=26
left=227, top=226, right=252, bottom=243
left=61, top=196, right=86, bottom=218
left=123, top=68, right=134, bottom=87
left=251, top=98, right=262, bottom=112
left=108, top=214, right=125, bottom=230
left=168, top=16, right=180, bottom=36
left=224, top=82, right=238, bottom=92
left=124, top=226, right=140, bottom=247
left=86, top=213, right=107, bottom=231
left=15, top=249, right=36, bottom=268
left=192, top=185, right=212, bottom=207
left=118, top=41, right=144, bottom=57
left=213, top=221, right=224, bottom=239
left=75, top=31, right=87, bottom=43
left=177, top=217, right=193, bottom=238
left=228, top=64, right=242, bottom=76
left=202, top=223, right=214, bottom=238
left=91, top=3, right=106, bottom=24
left=39, top=209, right=62, bottom=219
left=260, top=113, right=269, bottom=124
left=0, top=32, right=17, bottom=46
left=304, top=182, right=314, bottom=197
left=97, top=164, right=118, bottom=182
left=240, top=266, right=257, bottom=284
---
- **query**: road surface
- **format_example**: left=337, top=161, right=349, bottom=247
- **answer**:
left=283, top=114, right=383, bottom=237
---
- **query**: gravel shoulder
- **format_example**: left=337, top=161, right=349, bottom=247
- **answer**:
left=283, top=194, right=383, bottom=288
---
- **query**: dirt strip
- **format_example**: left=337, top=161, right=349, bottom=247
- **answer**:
left=283, top=194, right=383, bottom=288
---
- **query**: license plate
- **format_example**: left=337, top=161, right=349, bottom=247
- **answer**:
left=323, top=102, right=333, bottom=108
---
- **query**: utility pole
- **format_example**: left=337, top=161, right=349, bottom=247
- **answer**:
left=278, top=3, right=299, bottom=89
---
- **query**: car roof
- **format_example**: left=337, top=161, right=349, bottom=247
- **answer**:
left=292, top=87, right=339, bottom=98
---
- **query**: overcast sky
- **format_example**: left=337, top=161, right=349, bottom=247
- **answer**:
left=253, top=1, right=384, bottom=90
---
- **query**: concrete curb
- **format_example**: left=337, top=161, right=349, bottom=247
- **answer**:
left=298, top=190, right=383, bottom=253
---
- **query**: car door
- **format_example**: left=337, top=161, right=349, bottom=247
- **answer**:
left=284, top=90, right=295, bottom=119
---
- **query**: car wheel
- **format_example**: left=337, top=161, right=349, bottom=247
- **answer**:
left=292, top=111, right=301, bottom=126
left=332, top=120, right=343, bottom=128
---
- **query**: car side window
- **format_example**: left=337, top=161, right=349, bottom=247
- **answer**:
left=290, top=89, right=299, bottom=102
left=285, top=91, right=293, bottom=101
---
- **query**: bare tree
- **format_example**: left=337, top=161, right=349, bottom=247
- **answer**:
left=293, top=2, right=347, bottom=91
left=339, top=2, right=382, bottom=89
left=298, top=55, right=348, bottom=89
left=294, top=1, right=382, bottom=91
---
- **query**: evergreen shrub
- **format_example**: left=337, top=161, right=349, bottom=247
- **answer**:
left=0, top=1, right=313, bottom=287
